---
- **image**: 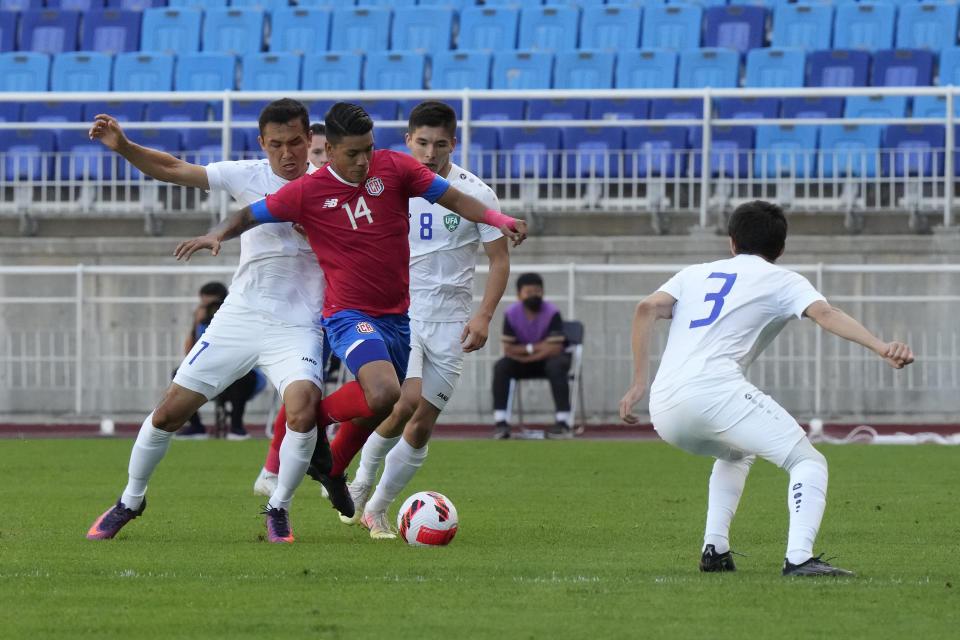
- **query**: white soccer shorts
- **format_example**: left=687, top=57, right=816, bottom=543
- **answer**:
left=651, top=382, right=807, bottom=468
left=173, top=299, right=325, bottom=400
left=405, top=318, right=466, bottom=411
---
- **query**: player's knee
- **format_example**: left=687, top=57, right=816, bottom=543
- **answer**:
left=364, top=384, right=401, bottom=416
left=782, top=437, right=827, bottom=473
left=285, top=404, right=317, bottom=433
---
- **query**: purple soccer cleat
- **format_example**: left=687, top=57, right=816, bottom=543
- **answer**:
left=262, top=505, right=294, bottom=543
left=86, top=498, right=146, bottom=540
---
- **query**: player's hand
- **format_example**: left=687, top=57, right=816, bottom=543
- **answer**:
left=88, top=114, right=127, bottom=151
left=880, top=341, right=914, bottom=369
left=501, top=219, right=528, bottom=247
left=460, top=316, right=489, bottom=353
left=174, top=234, right=221, bottom=261
left=619, top=383, right=648, bottom=425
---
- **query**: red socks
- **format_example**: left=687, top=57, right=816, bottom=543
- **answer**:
left=317, top=381, right=376, bottom=426
left=329, top=420, right=374, bottom=477
left=263, top=405, right=287, bottom=475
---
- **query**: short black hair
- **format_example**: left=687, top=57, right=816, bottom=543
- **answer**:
left=258, top=98, right=310, bottom=138
left=407, top=101, right=457, bottom=139
left=199, top=281, right=228, bottom=300
left=516, top=272, right=544, bottom=292
left=727, top=200, right=787, bottom=262
left=310, top=122, right=325, bottom=137
left=324, top=102, right=373, bottom=145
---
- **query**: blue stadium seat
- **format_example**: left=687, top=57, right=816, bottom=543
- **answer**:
left=33, top=100, right=82, bottom=121
left=354, top=99, right=399, bottom=122
left=690, top=126, right=754, bottom=178
left=391, top=6, right=453, bottom=54
left=51, top=52, right=112, bottom=91
left=0, top=102, right=20, bottom=120
left=0, top=10, right=18, bottom=52
left=141, top=8, right=202, bottom=54
left=0, top=130, right=56, bottom=180
left=806, top=50, right=870, bottom=87
left=528, top=98, right=589, bottom=121
left=122, top=128, right=185, bottom=178
left=241, top=52, right=301, bottom=90
left=912, top=95, right=960, bottom=119
left=745, top=48, right=805, bottom=87
left=563, top=126, right=625, bottom=178
left=112, top=51, right=174, bottom=91
left=364, top=51, right=425, bottom=90
left=518, top=5, right=580, bottom=52
left=579, top=4, right=641, bottom=50
left=651, top=97, right=703, bottom=121
left=771, top=4, right=833, bottom=51
left=939, top=47, right=960, bottom=86
left=175, top=52, right=236, bottom=90
left=419, top=0, right=468, bottom=7
left=0, top=0, right=42, bottom=11
left=146, top=100, right=208, bottom=121
left=453, top=127, right=498, bottom=180
left=229, top=98, right=269, bottom=122
left=703, top=6, right=767, bottom=54
left=546, top=0, right=603, bottom=4
left=0, top=52, right=50, bottom=91
left=833, top=3, right=895, bottom=51
left=430, top=50, right=491, bottom=89
left=230, top=0, right=286, bottom=7
left=844, top=95, right=908, bottom=119
left=57, top=128, right=120, bottom=180
left=82, top=100, right=144, bottom=122
left=616, top=49, right=677, bottom=88
left=676, top=48, right=740, bottom=88
left=871, top=49, right=934, bottom=86
left=883, top=124, right=944, bottom=177
left=589, top=97, right=649, bottom=120
left=641, top=5, right=702, bottom=50
left=106, top=0, right=165, bottom=11
left=459, top=7, right=519, bottom=51
left=782, top=96, right=844, bottom=119
left=499, top=126, right=562, bottom=179
left=896, top=2, right=958, bottom=51
left=397, top=99, right=462, bottom=121
left=625, top=126, right=688, bottom=177
left=472, top=98, right=525, bottom=121
left=356, top=0, right=415, bottom=6
left=168, top=0, right=227, bottom=8
left=715, top=97, right=780, bottom=120
left=491, top=50, right=553, bottom=90
left=202, top=9, right=264, bottom=56
left=819, top=124, right=882, bottom=178
left=302, top=52, right=362, bottom=90
left=184, top=128, right=246, bottom=164
left=20, top=9, right=80, bottom=54
left=754, top=125, right=818, bottom=178
left=81, top=10, right=140, bottom=54
left=554, top=50, right=614, bottom=89
left=269, top=8, right=330, bottom=54
left=372, top=125, right=407, bottom=153
left=329, top=7, right=391, bottom=53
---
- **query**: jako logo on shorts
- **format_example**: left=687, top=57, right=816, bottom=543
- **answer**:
left=356, top=321, right=375, bottom=334
left=364, top=177, right=384, bottom=196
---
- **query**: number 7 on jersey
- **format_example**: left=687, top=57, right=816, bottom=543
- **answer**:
left=689, top=272, right=737, bottom=328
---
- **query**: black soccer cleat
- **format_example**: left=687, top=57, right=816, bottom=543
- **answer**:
left=782, top=554, right=855, bottom=577
left=699, top=544, right=737, bottom=572
left=306, top=469, right=355, bottom=519
left=307, top=430, right=333, bottom=476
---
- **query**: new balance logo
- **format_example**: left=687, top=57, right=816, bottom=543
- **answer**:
left=323, top=198, right=338, bottom=208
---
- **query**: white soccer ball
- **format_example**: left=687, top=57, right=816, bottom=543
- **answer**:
left=396, top=491, right=459, bottom=547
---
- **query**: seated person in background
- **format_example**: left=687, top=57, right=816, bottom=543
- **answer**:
left=491, top=272, right=572, bottom=440
left=175, top=281, right=227, bottom=439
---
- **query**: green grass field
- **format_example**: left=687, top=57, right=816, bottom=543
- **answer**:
left=1, top=438, right=957, bottom=639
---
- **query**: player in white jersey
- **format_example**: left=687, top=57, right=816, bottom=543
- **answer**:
left=85, top=99, right=331, bottom=544
left=620, top=200, right=914, bottom=577
left=342, top=101, right=510, bottom=538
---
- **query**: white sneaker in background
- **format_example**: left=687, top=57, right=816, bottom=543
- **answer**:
left=253, top=467, right=278, bottom=498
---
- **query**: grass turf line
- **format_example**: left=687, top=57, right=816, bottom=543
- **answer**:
left=0, top=439, right=957, bottom=639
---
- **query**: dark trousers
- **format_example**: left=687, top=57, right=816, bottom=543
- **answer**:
left=492, top=353, right=571, bottom=413
left=217, top=369, right=259, bottom=431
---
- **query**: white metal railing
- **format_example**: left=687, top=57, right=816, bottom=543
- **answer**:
left=1, top=262, right=958, bottom=422
left=1, top=87, right=957, bottom=229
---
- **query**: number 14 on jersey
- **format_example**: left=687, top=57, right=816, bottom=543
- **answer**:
left=342, top=196, right=374, bottom=230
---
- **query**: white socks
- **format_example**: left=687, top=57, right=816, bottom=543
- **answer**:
left=703, top=455, right=755, bottom=554
left=555, top=411, right=571, bottom=426
left=493, top=410, right=509, bottom=423
left=785, top=458, right=828, bottom=565
left=365, top=438, right=428, bottom=515
left=269, top=427, right=317, bottom=512
left=121, top=412, right=173, bottom=510
left=354, top=432, right=401, bottom=486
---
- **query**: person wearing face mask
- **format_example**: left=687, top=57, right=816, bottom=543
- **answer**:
left=492, top=272, right=572, bottom=440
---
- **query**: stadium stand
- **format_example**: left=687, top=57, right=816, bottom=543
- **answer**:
left=819, top=124, right=883, bottom=178
left=499, top=126, right=562, bottom=179
left=715, top=97, right=780, bottom=120
left=806, top=50, right=871, bottom=87
left=112, top=52, right=174, bottom=91
left=363, top=51, right=426, bottom=90
left=0, top=11, right=16, bottom=53
left=579, top=4, right=641, bottom=50
left=174, top=52, right=236, bottom=90
left=81, top=100, right=144, bottom=122
left=301, top=52, right=362, bottom=91
left=553, top=50, right=614, bottom=89
left=472, top=98, right=525, bottom=122
left=896, top=2, right=959, bottom=51
left=391, top=6, right=454, bottom=54
left=455, top=126, right=498, bottom=180
left=624, top=126, right=688, bottom=178
left=676, top=48, right=740, bottom=89
left=459, top=6, right=519, bottom=51
left=145, top=100, right=207, bottom=122
left=833, top=3, right=896, bottom=51
left=202, top=8, right=264, bottom=56
left=51, top=51, right=112, bottom=91
left=241, top=52, right=300, bottom=91
left=844, top=95, right=909, bottom=119
left=913, top=95, right=960, bottom=119
left=80, top=9, right=141, bottom=54
left=140, top=8, right=202, bottom=54
left=771, top=4, right=833, bottom=51
left=0, top=130, right=56, bottom=180
left=754, top=125, right=818, bottom=179
left=34, top=100, right=83, bottom=122
left=20, top=9, right=81, bottom=54
left=491, top=50, right=553, bottom=90
left=518, top=5, right=579, bottom=52
left=0, top=52, right=50, bottom=91
left=615, top=49, right=677, bottom=88
left=528, top=98, right=589, bottom=121
left=883, top=124, right=944, bottom=177
left=0, top=102, right=21, bottom=120
left=702, top=5, right=766, bottom=55
left=745, top=48, right=805, bottom=88
left=781, top=96, right=845, bottom=119
left=690, top=126, right=754, bottom=178
left=588, top=98, right=649, bottom=121
left=329, top=7, right=392, bottom=53
left=871, top=49, right=934, bottom=86
left=430, top=50, right=491, bottom=90
left=563, top=126, right=625, bottom=178
left=1, top=0, right=43, bottom=9
left=268, top=8, right=330, bottom=55
left=641, top=5, right=702, bottom=51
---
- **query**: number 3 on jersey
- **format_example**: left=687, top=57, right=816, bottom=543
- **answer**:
left=342, top=196, right=374, bottom=230
left=689, top=272, right=737, bottom=328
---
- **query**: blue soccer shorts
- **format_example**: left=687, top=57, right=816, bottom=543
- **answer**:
left=321, top=310, right=411, bottom=382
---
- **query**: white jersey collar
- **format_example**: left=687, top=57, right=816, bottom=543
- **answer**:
left=325, top=164, right=359, bottom=187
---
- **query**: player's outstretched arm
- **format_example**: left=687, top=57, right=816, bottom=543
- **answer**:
left=89, top=114, right=209, bottom=189
left=461, top=237, right=510, bottom=352
left=435, top=187, right=528, bottom=247
left=804, top=300, right=915, bottom=369
left=619, top=291, right=676, bottom=424
left=174, top=206, right=259, bottom=261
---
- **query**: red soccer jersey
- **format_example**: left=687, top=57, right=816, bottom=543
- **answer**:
left=253, top=149, right=449, bottom=317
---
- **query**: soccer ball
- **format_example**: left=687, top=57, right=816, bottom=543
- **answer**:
left=396, top=491, right=458, bottom=546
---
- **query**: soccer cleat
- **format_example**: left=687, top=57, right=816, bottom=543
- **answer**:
left=339, top=482, right=372, bottom=525
left=545, top=421, right=573, bottom=440
left=360, top=509, right=397, bottom=540
left=175, top=421, right=208, bottom=440
left=226, top=425, right=250, bottom=441
left=253, top=468, right=278, bottom=498
left=782, top=554, right=856, bottom=577
left=262, top=505, right=294, bottom=543
left=494, top=421, right=511, bottom=440
left=699, top=544, right=737, bottom=572
left=86, top=498, right=146, bottom=540
left=306, top=467, right=355, bottom=519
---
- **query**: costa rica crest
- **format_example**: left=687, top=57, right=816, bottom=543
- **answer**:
left=364, top=177, right=384, bottom=196
left=443, top=213, right=460, bottom=232
left=355, top=321, right=375, bottom=334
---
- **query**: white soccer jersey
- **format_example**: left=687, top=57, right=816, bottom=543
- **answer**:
left=205, top=159, right=324, bottom=326
left=649, top=253, right=825, bottom=410
left=407, top=162, right=502, bottom=322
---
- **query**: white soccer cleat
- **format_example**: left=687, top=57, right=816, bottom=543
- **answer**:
left=338, top=482, right=372, bottom=525
left=253, top=468, right=278, bottom=498
left=360, top=509, right=397, bottom=540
